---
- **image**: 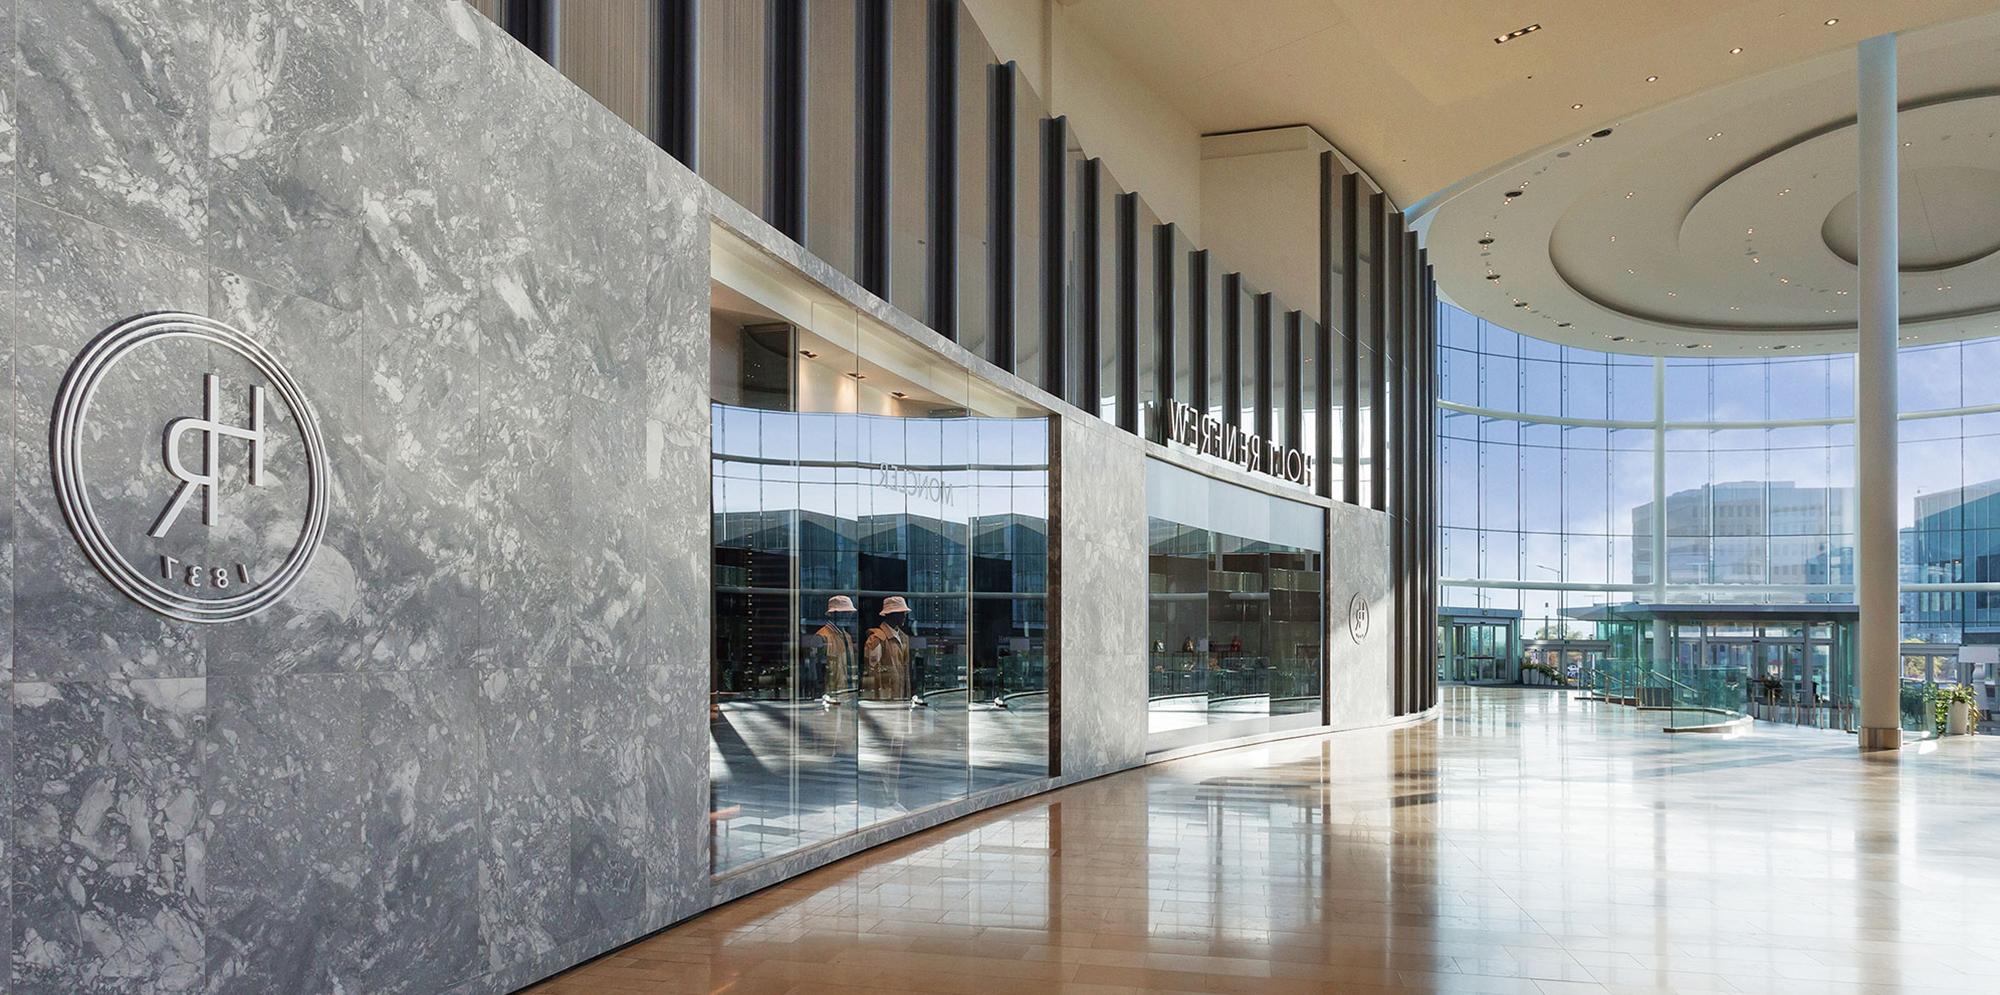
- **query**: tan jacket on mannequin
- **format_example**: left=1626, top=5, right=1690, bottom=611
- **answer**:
left=816, top=624, right=856, bottom=695
left=864, top=623, right=911, bottom=701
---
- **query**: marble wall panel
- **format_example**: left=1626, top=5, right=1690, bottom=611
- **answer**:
left=1327, top=500, right=1394, bottom=730
left=202, top=672, right=483, bottom=995
left=208, top=0, right=368, bottom=311
left=1057, top=415, right=1148, bottom=780
left=18, top=0, right=208, bottom=248
left=13, top=679, right=204, bottom=994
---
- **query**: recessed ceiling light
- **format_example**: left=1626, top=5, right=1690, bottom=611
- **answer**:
left=846, top=372, right=867, bottom=380
left=1729, top=46, right=1743, bottom=55
left=1593, top=128, right=1613, bottom=138
left=1625, top=191, right=1635, bottom=198
left=799, top=350, right=819, bottom=359
left=1557, top=322, right=1572, bottom=328
left=1836, top=290, right=1848, bottom=295
left=1645, top=75, right=1659, bottom=83
left=1478, top=237, right=1494, bottom=245
left=1825, top=18, right=1839, bottom=26
left=1504, top=190, right=1524, bottom=199
left=1495, top=23, right=1541, bottom=44
left=1609, top=235, right=1617, bottom=242
left=1667, top=291, right=1677, bottom=297
left=1780, top=277, right=1790, bottom=284
left=1571, top=103, right=1584, bottom=110
left=1752, top=257, right=1760, bottom=263
left=1610, top=336, right=1628, bottom=342
left=1486, top=273, right=1502, bottom=280
left=891, top=391, right=908, bottom=399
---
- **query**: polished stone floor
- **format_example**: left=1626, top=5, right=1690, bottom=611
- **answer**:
left=523, top=686, right=2000, bottom=994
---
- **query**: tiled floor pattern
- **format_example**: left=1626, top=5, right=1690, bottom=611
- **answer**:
left=523, top=686, right=2000, bottom=994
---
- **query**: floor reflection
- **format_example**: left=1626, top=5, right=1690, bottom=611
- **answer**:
left=530, top=686, right=2000, bottom=994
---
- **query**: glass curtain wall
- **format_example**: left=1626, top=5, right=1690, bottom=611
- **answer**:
left=1439, top=299, right=2000, bottom=687
left=710, top=283, right=1051, bottom=874
left=1145, top=460, right=1324, bottom=753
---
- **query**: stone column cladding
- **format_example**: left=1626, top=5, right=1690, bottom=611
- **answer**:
left=0, top=1, right=1410, bottom=992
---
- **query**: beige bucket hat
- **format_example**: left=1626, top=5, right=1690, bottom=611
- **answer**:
left=826, top=595, right=857, bottom=613
left=879, top=596, right=912, bottom=614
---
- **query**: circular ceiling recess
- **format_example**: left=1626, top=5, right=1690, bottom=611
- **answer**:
left=1820, top=166, right=2000, bottom=271
left=1420, top=11, right=2000, bottom=356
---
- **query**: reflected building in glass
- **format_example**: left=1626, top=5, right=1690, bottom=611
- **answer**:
left=710, top=288, right=1051, bottom=873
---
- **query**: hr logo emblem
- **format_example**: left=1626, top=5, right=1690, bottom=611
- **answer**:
left=150, top=373, right=268, bottom=537
left=50, top=313, right=329, bottom=623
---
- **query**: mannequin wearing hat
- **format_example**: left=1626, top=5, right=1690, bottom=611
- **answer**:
left=816, top=596, right=859, bottom=705
left=865, top=597, right=913, bottom=702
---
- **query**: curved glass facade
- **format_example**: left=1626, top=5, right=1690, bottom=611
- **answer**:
left=1437, top=301, right=2000, bottom=697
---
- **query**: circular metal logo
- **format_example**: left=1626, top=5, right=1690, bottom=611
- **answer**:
left=50, top=312, right=330, bottom=623
left=1348, top=593, right=1371, bottom=644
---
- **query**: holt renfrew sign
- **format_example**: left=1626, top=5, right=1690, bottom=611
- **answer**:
left=1163, top=399, right=1314, bottom=488
left=50, top=313, right=329, bottom=623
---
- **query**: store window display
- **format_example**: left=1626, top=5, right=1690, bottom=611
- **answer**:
left=708, top=258, right=1052, bottom=873
left=1146, top=459, right=1326, bottom=752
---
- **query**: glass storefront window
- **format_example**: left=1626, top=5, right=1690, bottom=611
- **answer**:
left=1145, top=460, right=1324, bottom=753
left=709, top=246, right=1052, bottom=874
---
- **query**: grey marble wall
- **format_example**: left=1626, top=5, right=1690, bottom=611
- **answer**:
left=1327, top=501, right=1395, bottom=730
left=1055, top=414, right=1150, bottom=780
left=7, top=1, right=710, bottom=992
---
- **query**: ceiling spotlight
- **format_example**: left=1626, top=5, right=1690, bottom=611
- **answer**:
left=1774, top=345, right=1791, bottom=350
left=1572, top=103, right=1584, bottom=110
left=1610, top=336, right=1629, bottom=342
left=1495, top=23, right=1542, bottom=44
left=1686, top=343, right=1703, bottom=349
left=1707, top=132, right=1724, bottom=141
left=1486, top=273, right=1502, bottom=280
left=1557, top=322, right=1572, bottom=328
left=1593, top=128, right=1614, bottom=138
left=891, top=391, right=908, bottom=399
left=1645, top=75, right=1659, bottom=83
left=1729, top=46, right=1743, bottom=55
left=799, top=349, right=819, bottom=359
left=1837, top=290, right=1848, bottom=295
left=846, top=371, right=867, bottom=380
left=1504, top=190, right=1524, bottom=199
left=1609, top=235, right=1617, bottom=242
left=1514, top=301, right=1531, bottom=308
left=1478, top=237, right=1495, bottom=245
left=1825, top=18, right=1839, bottom=25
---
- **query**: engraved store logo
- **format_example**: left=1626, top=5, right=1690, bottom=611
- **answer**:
left=50, top=313, right=329, bottom=623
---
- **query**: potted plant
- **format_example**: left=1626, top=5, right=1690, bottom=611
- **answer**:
left=1934, top=684, right=1980, bottom=736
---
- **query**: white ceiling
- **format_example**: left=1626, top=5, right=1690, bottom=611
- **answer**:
left=1059, top=0, right=1997, bottom=208
left=1423, top=8, right=2000, bottom=356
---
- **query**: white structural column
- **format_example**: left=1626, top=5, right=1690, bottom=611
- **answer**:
left=1649, top=357, right=1668, bottom=677
left=1856, top=34, right=1902, bottom=751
